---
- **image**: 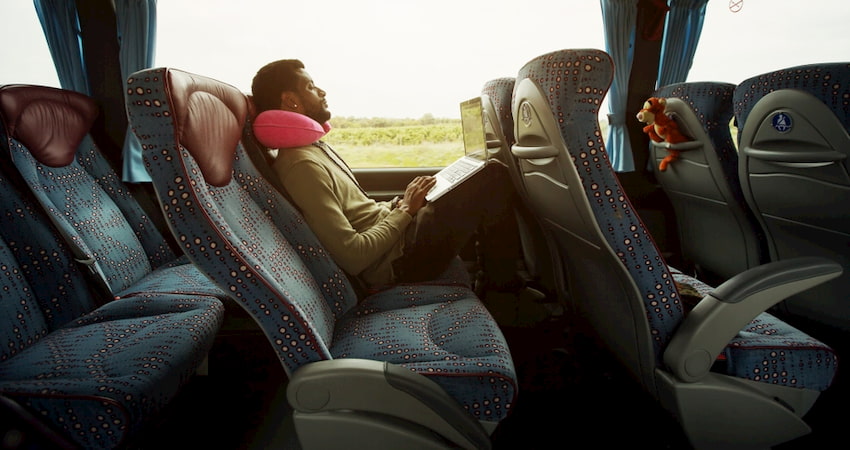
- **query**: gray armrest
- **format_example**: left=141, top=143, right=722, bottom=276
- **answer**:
left=512, top=144, right=559, bottom=159
left=650, top=140, right=702, bottom=151
left=664, top=257, right=842, bottom=383
left=287, top=359, right=491, bottom=449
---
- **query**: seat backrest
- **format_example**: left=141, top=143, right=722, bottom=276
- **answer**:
left=481, top=78, right=520, bottom=190
left=650, top=82, right=767, bottom=283
left=126, top=68, right=359, bottom=374
left=481, top=77, right=557, bottom=294
left=0, top=85, right=177, bottom=295
left=512, top=49, right=684, bottom=392
left=0, top=167, right=97, bottom=331
left=734, top=62, right=850, bottom=333
left=0, top=233, right=50, bottom=363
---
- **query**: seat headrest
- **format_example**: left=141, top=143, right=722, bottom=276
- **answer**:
left=482, top=77, right=516, bottom=146
left=0, top=85, right=98, bottom=167
left=153, top=69, right=249, bottom=187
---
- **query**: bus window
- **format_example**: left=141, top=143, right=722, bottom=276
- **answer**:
left=154, top=0, right=605, bottom=168
left=689, top=1, right=850, bottom=86
left=0, top=2, right=60, bottom=88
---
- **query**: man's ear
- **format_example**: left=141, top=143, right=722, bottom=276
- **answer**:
left=279, top=91, right=302, bottom=112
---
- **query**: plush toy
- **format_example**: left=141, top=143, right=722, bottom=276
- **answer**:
left=635, top=97, right=689, bottom=171
left=253, top=110, right=332, bottom=149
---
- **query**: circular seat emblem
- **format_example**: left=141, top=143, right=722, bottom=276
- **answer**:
left=521, top=102, right=532, bottom=127
left=771, top=112, right=792, bottom=133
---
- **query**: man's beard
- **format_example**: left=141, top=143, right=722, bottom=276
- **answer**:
left=308, top=107, right=331, bottom=124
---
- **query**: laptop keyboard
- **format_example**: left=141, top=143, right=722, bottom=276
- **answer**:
left=443, top=158, right=478, bottom=182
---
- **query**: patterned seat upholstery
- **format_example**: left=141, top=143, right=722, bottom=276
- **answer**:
left=650, top=82, right=768, bottom=284
left=0, top=84, right=229, bottom=303
left=481, top=78, right=557, bottom=298
left=511, top=49, right=840, bottom=448
left=734, top=63, right=850, bottom=335
left=125, top=67, right=517, bottom=449
left=0, top=168, right=225, bottom=449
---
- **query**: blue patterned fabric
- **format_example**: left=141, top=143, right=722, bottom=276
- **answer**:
left=334, top=284, right=516, bottom=421
left=517, top=49, right=837, bottom=391
left=0, top=173, right=225, bottom=449
left=654, top=82, right=742, bottom=201
left=1, top=85, right=227, bottom=448
left=667, top=267, right=838, bottom=391
left=0, top=85, right=227, bottom=302
left=0, top=238, right=49, bottom=362
left=482, top=78, right=522, bottom=193
left=0, top=178, right=226, bottom=448
left=651, top=81, right=768, bottom=279
left=0, top=287, right=224, bottom=449
left=482, top=77, right=517, bottom=147
left=0, top=170, right=97, bottom=330
left=125, top=67, right=518, bottom=422
left=734, top=62, right=850, bottom=138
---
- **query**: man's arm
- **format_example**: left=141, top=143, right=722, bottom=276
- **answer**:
left=281, top=159, right=412, bottom=275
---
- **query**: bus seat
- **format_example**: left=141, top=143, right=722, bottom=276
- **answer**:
left=650, top=82, right=768, bottom=284
left=734, top=63, right=850, bottom=338
left=125, top=67, right=518, bottom=449
left=512, top=48, right=841, bottom=449
left=0, top=167, right=225, bottom=449
left=0, top=84, right=230, bottom=304
left=482, top=78, right=559, bottom=303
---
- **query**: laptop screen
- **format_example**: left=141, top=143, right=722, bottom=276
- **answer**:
left=460, top=96, right=487, bottom=159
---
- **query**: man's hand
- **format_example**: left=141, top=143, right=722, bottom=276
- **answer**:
left=398, top=176, right=436, bottom=216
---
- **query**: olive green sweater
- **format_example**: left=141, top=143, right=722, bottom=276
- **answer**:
left=272, top=144, right=411, bottom=287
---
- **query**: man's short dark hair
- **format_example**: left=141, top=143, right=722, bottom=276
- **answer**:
left=251, top=59, right=305, bottom=113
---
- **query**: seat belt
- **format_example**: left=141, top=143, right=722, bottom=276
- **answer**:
left=0, top=164, right=115, bottom=306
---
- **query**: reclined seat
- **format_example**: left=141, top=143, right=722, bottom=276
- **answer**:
left=511, top=48, right=840, bottom=449
left=650, top=82, right=767, bottom=284
left=481, top=77, right=558, bottom=302
left=734, top=62, right=850, bottom=336
left=0, top=84, right=229, bottom=303
left=124, top=67, right=518, bottom=449
left=0, top=167, right=224, bottom=449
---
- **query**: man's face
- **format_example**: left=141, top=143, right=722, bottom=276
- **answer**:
left=289, top=68, right=331, bottom=123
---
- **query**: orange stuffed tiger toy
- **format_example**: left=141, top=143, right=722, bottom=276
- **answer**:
left=635, top=97, right=690, bottom=171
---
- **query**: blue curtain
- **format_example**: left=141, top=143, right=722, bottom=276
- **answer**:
left=600, top=0, right=638, bottom=172
left=33, top=0, right=89, bottom=94
left=116, top=0, right=157, bottom=183
left=657, top=0, right=708, bottom=88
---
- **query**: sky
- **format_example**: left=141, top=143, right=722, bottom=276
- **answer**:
left=2, top=0, right=849, bottom=119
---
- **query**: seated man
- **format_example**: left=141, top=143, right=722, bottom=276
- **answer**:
left=251, top=59, right=519, bottom=290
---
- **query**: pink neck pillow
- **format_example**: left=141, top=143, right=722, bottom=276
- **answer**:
left=252, top=109, right=331, bottom=148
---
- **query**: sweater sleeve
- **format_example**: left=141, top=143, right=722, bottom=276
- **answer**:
left=280, top=159, right=412, bottom=275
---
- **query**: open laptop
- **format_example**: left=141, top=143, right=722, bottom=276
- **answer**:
left=425, top=96, right=489, bottom=202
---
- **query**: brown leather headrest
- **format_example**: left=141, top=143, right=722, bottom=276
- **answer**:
left=0, top=85, right=98, bottom=167
left=164, top=69, right=248, bottom=187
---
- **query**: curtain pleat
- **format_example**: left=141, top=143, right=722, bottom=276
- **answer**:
left=116, top=0, right=157, bottom=183
left=600, top=0, right=639, bottom=172
left=33, top=0, right=89, bottom=94
left=657, top=0, right=708, bottom=88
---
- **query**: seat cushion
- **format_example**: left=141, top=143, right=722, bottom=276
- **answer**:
left=331, top=284, right=517, bottom=422
left=668, top=266, right=838, bottom=391
left=0, top=294, right=224, bottom=449
left=115, top=254, right=231, bottom=300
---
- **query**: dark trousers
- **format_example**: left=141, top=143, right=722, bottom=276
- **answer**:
left=393, top=161, right=521, bottom=284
